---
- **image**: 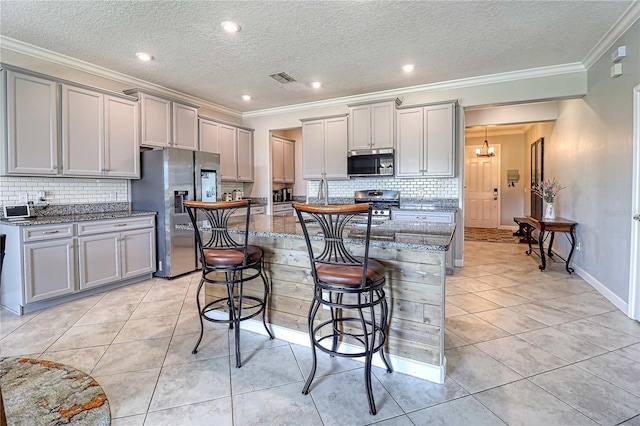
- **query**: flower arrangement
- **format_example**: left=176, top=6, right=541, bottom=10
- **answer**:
left=533, top=178, right=565, bottom=203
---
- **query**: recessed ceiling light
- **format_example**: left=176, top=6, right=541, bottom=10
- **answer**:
left=242, top=95, right=252, bottom=101
left=135, top=52, right=154, bottom=61
left=311, top=82, right=322, bottom=89
left=402, top=64, right=415, bottom=72
left=221, top=21, right=241, bottom=33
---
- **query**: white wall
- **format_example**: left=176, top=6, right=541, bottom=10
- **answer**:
left=542, top=20, right=640, bottom=303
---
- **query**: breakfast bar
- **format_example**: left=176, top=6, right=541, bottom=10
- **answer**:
left=207, top=214, right=456, bottom=384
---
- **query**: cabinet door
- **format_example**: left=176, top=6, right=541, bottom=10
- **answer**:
left=78, top=233, right=120, bottom=290
left=237, top=128, right=254, bottom=182
left=348, top=104, right=371, bottom=150
left=199, top=119, right=220, bottom=153
left=283, top=139, right=295, bottom=183
left=24, top=238, right=76, bottom=303
left=371, top=101, right=395, bottom=149
left=323, top=116, right=348, bottom=179
left=424, top=103, right=455, bottom=177
left=396, top=108, right=424, bottom=177
left=302, top=120, right=324, bottom=180
left=272, top=137, right=284, bottom=183
left=5, top=71, right=59, bottom=175
left=61, top=85, right=104, bottom=176
left=121, top=228, right=156, bottom=279
left=173, top=103, right=198, bottom=150
left=219, top=124, right=237, bottom=181
left=140, top=93, right=171, bottom=148
left=105, top=95, right=139, bottom=178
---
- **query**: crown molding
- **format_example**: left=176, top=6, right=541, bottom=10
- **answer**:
left=242, top=63, right=585, bottom=119
left=582, top=1, right=640, bottom=69
left=0, top=36, right=242, bottom=118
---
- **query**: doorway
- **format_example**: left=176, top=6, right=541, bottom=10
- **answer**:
left=464, top=144, right=500, bottom=228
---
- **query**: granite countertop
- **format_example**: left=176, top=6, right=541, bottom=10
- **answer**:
left=222, top=215, right=456, bottom=251
left=0, top=210, right=156, bottom=227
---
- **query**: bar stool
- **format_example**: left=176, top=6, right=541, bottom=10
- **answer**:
left=293, top=203, right=392, bottom=415
left=184, top=200, right=274, bottom=368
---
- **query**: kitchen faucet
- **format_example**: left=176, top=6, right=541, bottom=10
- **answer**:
left=317, top=175, right=329, bottom=205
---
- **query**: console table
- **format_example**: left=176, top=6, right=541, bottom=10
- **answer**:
left=524, top=216, right=578, bottom=273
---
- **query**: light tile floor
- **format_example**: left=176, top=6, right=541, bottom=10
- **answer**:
left=1, top=241, right=640, bottom=425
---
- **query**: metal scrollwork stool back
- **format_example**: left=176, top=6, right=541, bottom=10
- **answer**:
left=293, top=202, right=392, bottom=415
left=184, top=200, right=274, bottom=368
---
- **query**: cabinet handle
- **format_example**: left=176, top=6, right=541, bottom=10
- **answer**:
left=41, top=230, right=59, bottom=234
left=114, top=223, right=127, bottom=227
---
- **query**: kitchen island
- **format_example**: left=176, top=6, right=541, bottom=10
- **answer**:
left=209, top=214, right=455, bottom=383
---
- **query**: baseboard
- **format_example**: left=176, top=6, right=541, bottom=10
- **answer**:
left=499, top=225, right=519, bottom=231
left=572, top=264, right=629, bottom=314
left=241, top=320, right=446, bottom=384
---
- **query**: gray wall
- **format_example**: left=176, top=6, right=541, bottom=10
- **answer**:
left=543, top=20, right=639, bottom=302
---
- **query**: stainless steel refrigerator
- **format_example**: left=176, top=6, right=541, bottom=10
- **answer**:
left=131, top=147, right=221, bottom=278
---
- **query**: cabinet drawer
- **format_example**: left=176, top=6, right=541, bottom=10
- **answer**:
left=392, top=211, right=454, bottom=223
left=23, top=224, right=75, bottom=242
left=77, top=216, right=155, bottom=235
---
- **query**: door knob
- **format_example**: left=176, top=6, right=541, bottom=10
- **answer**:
left=634, top=214, right=640, bottom=221
left=493, top=188, right=498, bottom=200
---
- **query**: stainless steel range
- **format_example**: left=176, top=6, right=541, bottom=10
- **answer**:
left=354, top=190, right=400, bottom=220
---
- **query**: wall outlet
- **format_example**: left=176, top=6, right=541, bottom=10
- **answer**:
left=576, top=242, right=581, bottom=252
left=321, top=290, right=330, bottom=310
left=19, top=192, right=28, bottom=203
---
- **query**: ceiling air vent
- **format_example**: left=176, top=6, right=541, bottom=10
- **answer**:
left=269, top=72, right=296, bottom=84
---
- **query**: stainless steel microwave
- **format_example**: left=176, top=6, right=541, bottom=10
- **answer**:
left=347, top=148, right=394, bottom=177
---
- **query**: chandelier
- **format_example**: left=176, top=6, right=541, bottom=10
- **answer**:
left=476, top=126, right=495, bottom=157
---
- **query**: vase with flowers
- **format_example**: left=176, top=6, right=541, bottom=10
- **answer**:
left=533, top=178, right=565, bottom=220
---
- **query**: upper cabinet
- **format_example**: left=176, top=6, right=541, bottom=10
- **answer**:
left=61, top=85, right=139, bottom=178
left=124, top=89, right=198, bottom=151
left=1, top=70, right=59, bottom=175
left=201, top=116, right=254, bottom=182
left=348, top=100, right=396, bottom=151
left=198, top=117, right=220, bottom=154
left=1, top=68, right=138, bottom=178
left=301, top=114, right=348, bottom=180
left=396, top=102, right=456, bottom=178
left=272, top=136, right=295, bottom=183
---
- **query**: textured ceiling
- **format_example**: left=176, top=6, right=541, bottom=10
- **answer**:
left=0, top=1, right=633, bottom=113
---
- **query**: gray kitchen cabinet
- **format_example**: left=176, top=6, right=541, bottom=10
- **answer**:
left=104, top=95, right=139, bottom=177
left=216, top=120, right=254, bottom=182
left=198, top=117, right=220, bottom=154
left=283, top=139, right=295, bottom=183
left=173, top=102, right=198, bottom=150
left=219, top=123, right=237, bottom=180
left=1, top=70, right=59, bottom=176
left=396, top=102, right=456, bottom=178
left=0, top=214, right=156, bottom=315
left=125, top=89, right=199, bottom=150
left=272, top=136, right=295, bottom=183
left=23, top=225, right=76, bottom=303
left=348, top=100, right=395, bottom=150
left=138, top=92, right=171, bottom=148
left=77, top=216, right=155, bottom=290
left=237, top=128, right=254, bottom=182
left=391, top=210, right=455, bottom=274
left=301, top=114, right=348, bottom=180
left=61, top=85, right=139, bottom=178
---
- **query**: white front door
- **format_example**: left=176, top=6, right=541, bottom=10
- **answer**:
left=464, top=145, right=500, bottom=228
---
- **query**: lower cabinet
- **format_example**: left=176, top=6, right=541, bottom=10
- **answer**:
left=0, top=215, right=156, bottom=314
left=78, top=217, right=156, bottom=289
left=24, top=236, right=76, bottom=303
left=392, top=210, right=456, bottom=274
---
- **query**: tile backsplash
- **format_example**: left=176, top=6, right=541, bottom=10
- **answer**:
left=307, top=177, right=459, bottom=199
left=0, top=176, right=128, bottom=206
